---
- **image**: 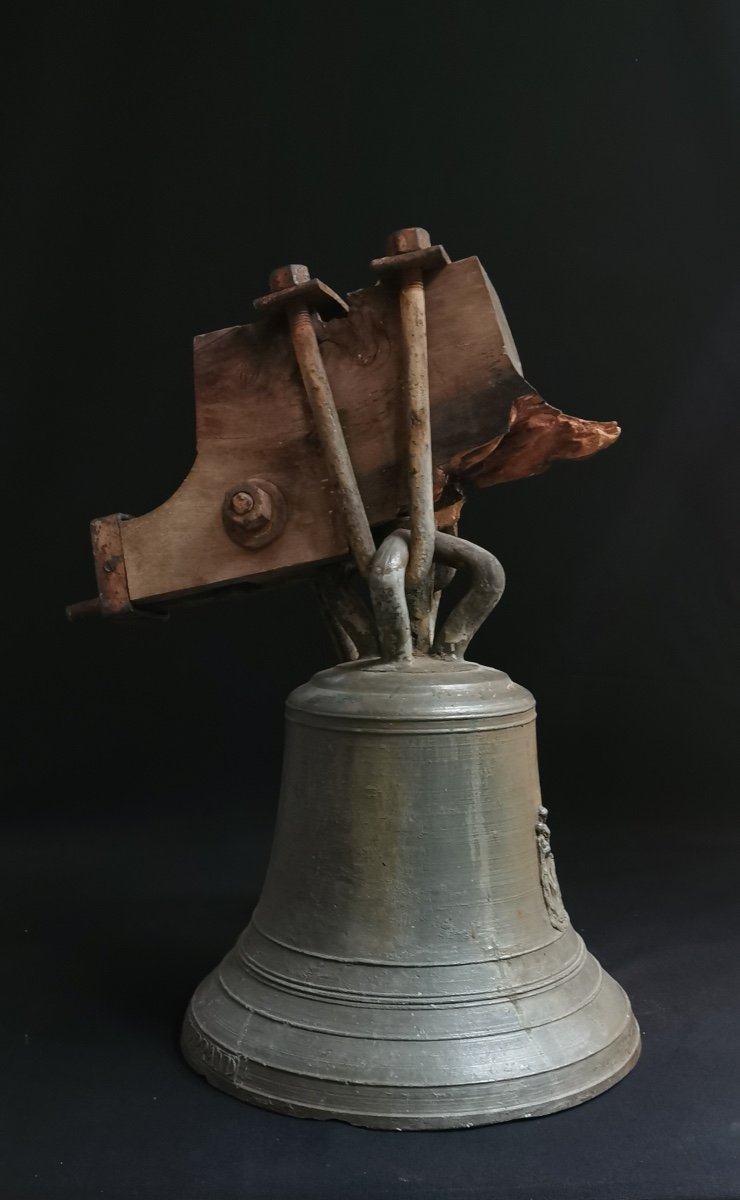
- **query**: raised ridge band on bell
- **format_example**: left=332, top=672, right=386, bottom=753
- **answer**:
left=230, top=932, right=589, bottom=1007
left=238, top=917, right=581, bottom=980
left=212, top=954, right=605, bottom=1042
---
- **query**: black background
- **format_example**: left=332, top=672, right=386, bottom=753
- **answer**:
left=3, top=3, right=740, bottom=1198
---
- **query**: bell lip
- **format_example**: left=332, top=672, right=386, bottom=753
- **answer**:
left=285, top=655, right=535, bottom=724
left=181, top=1012, right=641, bottom=1130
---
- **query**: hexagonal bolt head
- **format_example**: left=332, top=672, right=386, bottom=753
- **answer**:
left=385, top=227, right=431, bottom=256
left=222, top=479, right=287, bottom=550
left=269, top=264, right=311, bottom=292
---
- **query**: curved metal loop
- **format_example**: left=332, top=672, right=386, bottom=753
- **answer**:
left=367, top=532, right=415, bottom=663
left=368, top=530, right=505, bottom=663
left=428, top=532, right=506, bottom=659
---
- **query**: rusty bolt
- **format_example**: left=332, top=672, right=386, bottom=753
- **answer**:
left=225, top=482, right=272, bottom=532
left=222, top=479, right=286, bottom=550
left=230, top=490, right=255, bottom=515
left=269, top=264, right=311, bottom=293
left=385, top=227, right=431, bottom=256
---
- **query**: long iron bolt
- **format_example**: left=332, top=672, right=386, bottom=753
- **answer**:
left=269, top=266, right=376, bottom=578
left=385, top=228, right=436, bottom=650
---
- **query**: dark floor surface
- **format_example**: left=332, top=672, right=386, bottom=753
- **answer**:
left=4, top=792, right=739, bottom=1200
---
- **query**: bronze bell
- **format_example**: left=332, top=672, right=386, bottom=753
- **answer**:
left=182, top=531, right=640, bottom=1129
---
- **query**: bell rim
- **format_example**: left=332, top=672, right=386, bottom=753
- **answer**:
left=181, top=1009, right=641, bottom=1131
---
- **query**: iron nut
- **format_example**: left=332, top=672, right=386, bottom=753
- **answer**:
left=370, top=234, right=450, bottom=281
left=269, top=264, right=311, bottom=293
left=385, top=227, right=432, bottom=256
left=254, top=273, right=349, bottom=319
left=222, top=480, right=287, bottom=550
